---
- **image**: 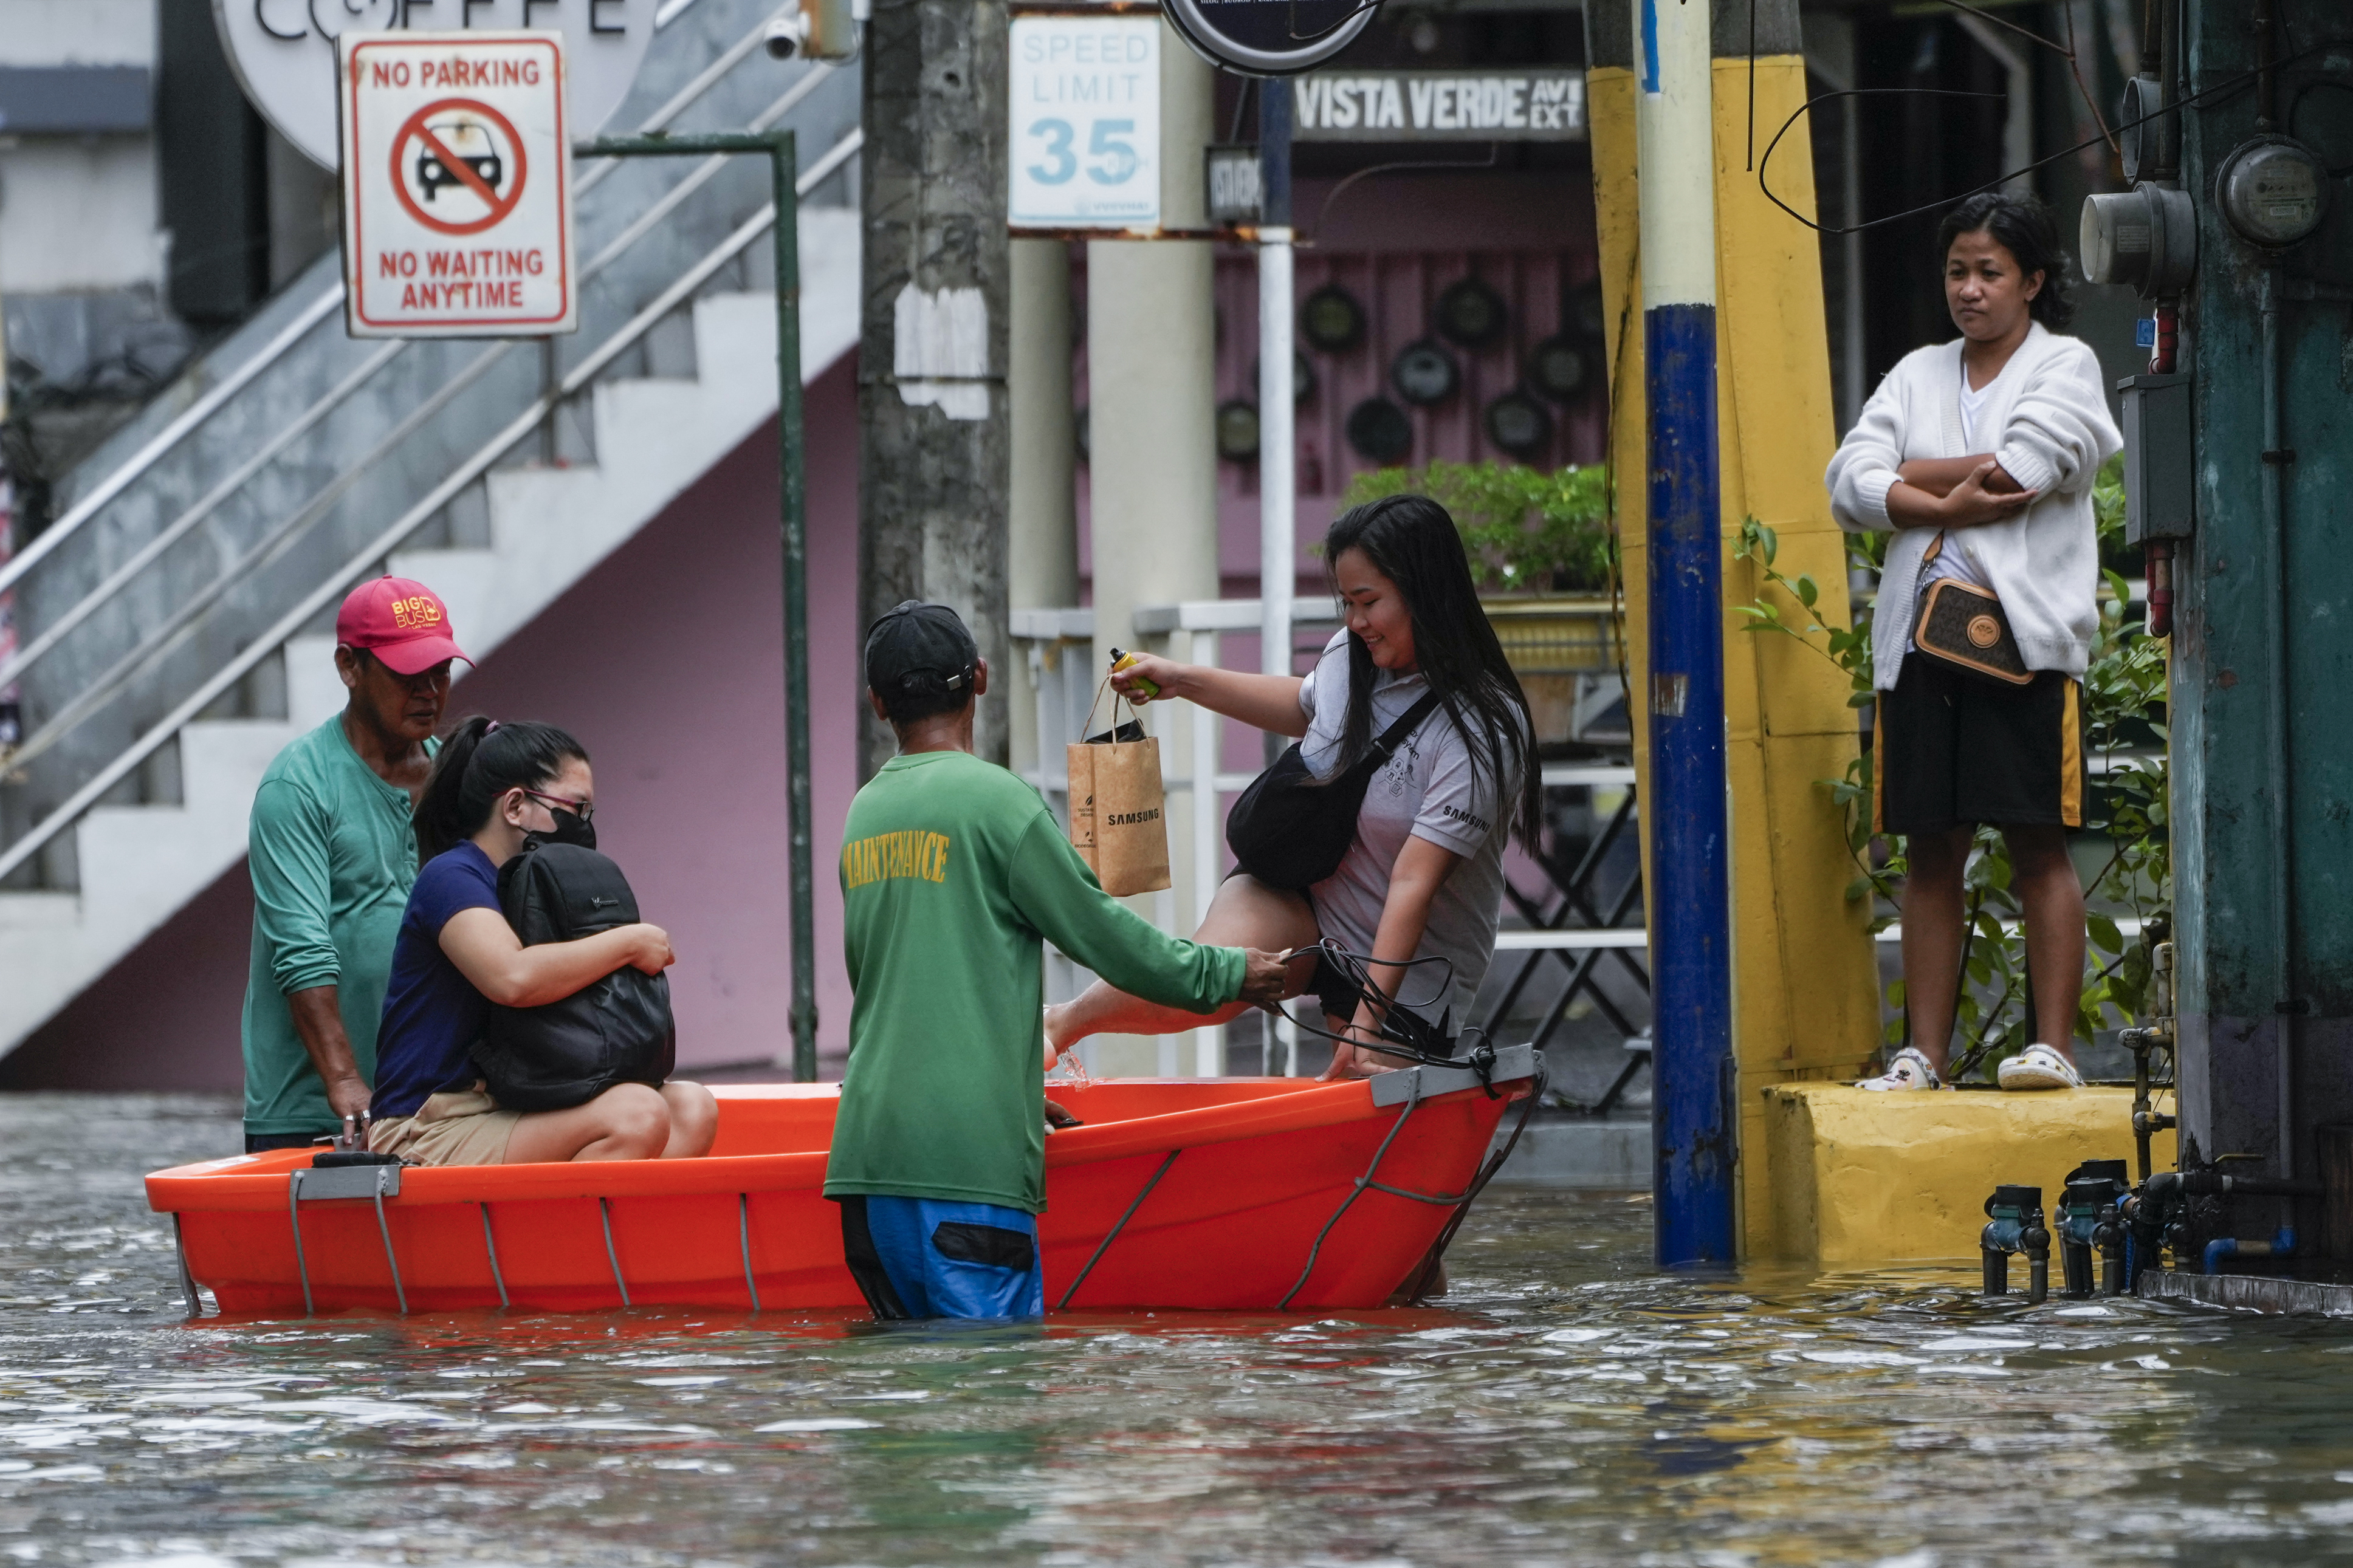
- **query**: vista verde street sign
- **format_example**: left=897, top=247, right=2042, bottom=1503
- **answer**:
left=213, top=0, right=656, bottom=170
left=1162, top=0, right=1375, bottom=78
left=1008, top=15, right=1161, bottom=231
left=338, top=31, right=577, bottom=337
left=1291, top=69, right=1587, bottom=141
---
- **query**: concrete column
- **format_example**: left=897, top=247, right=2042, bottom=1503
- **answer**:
left=1008, top=238, right=1080, bottom=785
left=1085, top=22, right=1217, bottom=1072
left=858, top=0, right=1012, bottom=776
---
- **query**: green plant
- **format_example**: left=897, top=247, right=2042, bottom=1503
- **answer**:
left=1732, top=454, right=2170, bottom=1075
left=1337, top=459, right=1612, bottom=594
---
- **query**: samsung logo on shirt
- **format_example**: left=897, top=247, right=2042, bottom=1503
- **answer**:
left=1436, top=803, right=1489, bottom=834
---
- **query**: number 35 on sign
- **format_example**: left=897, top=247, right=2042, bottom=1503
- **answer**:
left=1008, top=15, right=1159, bottom=231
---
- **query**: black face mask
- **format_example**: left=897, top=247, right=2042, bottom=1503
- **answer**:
left=528, top=808, right=597, bottom=852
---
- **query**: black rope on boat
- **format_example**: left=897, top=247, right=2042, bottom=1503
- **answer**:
left=373, top=1180, right=408, bottom=1316
left=1279, top=1074, right=1424, bottom=1310
left=286, top=1174, right=314, bottom=1318
left=599, top=1197, right=632, bottom=1308
left=739, top=1193, right=763, bottom=1313
left=1393, top=1058, right=1550, bottom=1304
left=1057, top=1149, right=1181, bottom=1312
left=480, top=1203, right=510, bottom=1310
left=171, top=1213, right=204, bottom=1320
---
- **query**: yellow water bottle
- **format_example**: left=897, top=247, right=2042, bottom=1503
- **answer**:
left=1108, top=648, right=1159, bottom=700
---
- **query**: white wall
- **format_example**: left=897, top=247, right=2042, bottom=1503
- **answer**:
left=0, top=142, right=164, bottom=293
left=0, top=0, right=157, bottom=66
left=0, top=0, right=163, bottom=297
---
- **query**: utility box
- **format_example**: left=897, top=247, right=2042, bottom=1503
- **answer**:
left=2120, top=372, right=2194, bottom=544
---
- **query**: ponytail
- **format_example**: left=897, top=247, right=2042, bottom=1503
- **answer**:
left=415, top=717, right=590, bottom=861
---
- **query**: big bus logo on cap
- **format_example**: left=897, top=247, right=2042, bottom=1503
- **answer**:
left=390, top=594, right=444, bottom=629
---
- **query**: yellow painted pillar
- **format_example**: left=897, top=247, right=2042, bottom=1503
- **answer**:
left=1586, top=1, right=1881, bottom=1258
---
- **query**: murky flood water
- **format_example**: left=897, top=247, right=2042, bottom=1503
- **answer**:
left=9, top=1094, right=2353, bottom=1567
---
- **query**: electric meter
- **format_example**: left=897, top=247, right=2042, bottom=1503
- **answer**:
left=2080, top=183, right=2198, bottom=298
left=2215, top=136, right=2326, bottom=250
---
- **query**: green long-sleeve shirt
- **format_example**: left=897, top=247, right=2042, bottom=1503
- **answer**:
left=240, top=716, right=430, bottom=1138
left=825, top=748, right=1245, bottom=1214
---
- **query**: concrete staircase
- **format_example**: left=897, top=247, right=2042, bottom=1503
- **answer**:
left=0, top=214, right=859, bottom=1055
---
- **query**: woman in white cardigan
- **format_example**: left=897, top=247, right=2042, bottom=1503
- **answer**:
left=1824, top=192, right=2122, bottom=1093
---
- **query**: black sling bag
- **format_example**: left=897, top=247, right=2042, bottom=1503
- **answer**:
left=472, top=841, right=677, bottom=1112
left=1224, top=692, right=1442, bottom=890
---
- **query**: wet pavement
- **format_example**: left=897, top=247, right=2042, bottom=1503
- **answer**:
left=7, top=1091, right=2353, bottom=1567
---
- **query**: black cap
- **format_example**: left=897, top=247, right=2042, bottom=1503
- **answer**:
left=864, top=600, right=980, bottom=700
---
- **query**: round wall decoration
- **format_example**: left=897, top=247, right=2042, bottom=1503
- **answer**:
left=1526, top=335, right=1591, bottom=403
left=1345, top=398, right=1414, bottom=465
left=1435, top=277, right=1508, bottom=349
left=1390, top=340, right=1460, bottom=406
left=1299, top=284, right=1367, bottom=354
left=1163, top=0, right=1375, bottom=77
left=1484, top=391, right=1553, bottom=460
left=1216, top=399, right=1262, bottom=462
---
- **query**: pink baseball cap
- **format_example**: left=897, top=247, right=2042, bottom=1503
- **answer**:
left=335, top=577, right=472, bottom=676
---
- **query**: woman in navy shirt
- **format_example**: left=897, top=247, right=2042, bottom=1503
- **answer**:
left=368, top=718, right=716, bottom=1166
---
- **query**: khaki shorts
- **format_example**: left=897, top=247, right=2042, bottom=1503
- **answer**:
left=369, top=1086, right=521, bottom=1166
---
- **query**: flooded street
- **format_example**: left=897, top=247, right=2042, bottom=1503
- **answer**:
left=9, top=1094, right=2353, bottom=1566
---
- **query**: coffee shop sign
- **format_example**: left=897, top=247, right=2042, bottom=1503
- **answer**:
left=1291, top=70, right=1585, bottom=142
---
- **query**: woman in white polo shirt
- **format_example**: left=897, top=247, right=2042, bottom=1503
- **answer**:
left=1826, top=191, right=2121, bottom=1093
left=1045, top=493, right=1540, bottom=1079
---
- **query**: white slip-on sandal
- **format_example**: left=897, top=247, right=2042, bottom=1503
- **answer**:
left=1856, top=1046, right=1943, bottom=1092
left=1997, top=1041, right=2084, bottom=1090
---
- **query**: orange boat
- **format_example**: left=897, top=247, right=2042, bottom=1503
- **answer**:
left=146, top=1047, right=1539, bottom=1318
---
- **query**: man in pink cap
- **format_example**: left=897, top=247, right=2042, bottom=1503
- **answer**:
left=239, top=577, right=472, bottom=1152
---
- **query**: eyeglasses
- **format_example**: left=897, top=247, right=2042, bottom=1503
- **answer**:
left=520, top=787, right=594, bottom=823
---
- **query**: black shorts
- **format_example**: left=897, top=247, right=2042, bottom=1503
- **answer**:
left=1874, top=654, right=2084, bottom=837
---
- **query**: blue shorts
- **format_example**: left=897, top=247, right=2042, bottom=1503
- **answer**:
left=836, top=1195, right=1045, bottom=1321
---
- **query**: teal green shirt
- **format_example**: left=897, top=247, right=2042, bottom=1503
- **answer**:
left=239, top=717, right=431, bottom=1137
left=825, top=750, right=1245, bottom=1214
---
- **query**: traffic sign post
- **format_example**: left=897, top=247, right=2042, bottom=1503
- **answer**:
left=338, top=31, right=578, bottom=338
left=580, top=129, right=819, bottom=1084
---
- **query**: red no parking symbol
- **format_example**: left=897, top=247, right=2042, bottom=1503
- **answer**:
left=391, top=98, right=530, bottom=236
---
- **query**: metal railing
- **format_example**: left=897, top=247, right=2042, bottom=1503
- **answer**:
left=0, top=4, right=857, bottom=887
left=0, top=0, right=767, bottom=608
left=0, top=64, right=845, bottom=762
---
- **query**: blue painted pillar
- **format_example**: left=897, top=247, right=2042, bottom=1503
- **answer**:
left=1635, top=0, right=1734, bottom=1265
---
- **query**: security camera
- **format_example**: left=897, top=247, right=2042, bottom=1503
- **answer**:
left=764, top=0, right=856, bottom=61
left=763, top=9, right=803, bottom=58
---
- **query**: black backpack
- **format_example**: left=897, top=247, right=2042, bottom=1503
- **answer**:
left=472, top=842, right=676, bottom=1112
left=1223, top=693, right=1441, bottom=889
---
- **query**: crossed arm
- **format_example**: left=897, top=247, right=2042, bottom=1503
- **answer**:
left=1884, top=456, right=2036, bottom=530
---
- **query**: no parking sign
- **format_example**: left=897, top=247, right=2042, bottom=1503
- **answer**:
left=338, top=31, right=577, bottom=338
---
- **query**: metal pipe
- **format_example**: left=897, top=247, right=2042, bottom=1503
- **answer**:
left=1258, top=83, right=1297, bottom=739
left=1635, top=0, right=1735, bottom=1267
left=2262, top=266, right=2296, bottom=1190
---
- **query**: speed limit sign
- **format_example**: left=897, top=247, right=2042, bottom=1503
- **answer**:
left=1008, top=15, right=1160, bottom=231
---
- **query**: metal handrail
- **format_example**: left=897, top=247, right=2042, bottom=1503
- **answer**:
left=0, top=126, right=859, bottom=887
left=0, top=1, right=794, bottom=604
left=0, top=62, right=839, bottom=702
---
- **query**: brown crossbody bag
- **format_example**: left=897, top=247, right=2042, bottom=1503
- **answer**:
left=1912, top=532, right=2034, bottom=685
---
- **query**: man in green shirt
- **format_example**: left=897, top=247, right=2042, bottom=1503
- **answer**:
left=241, top=577, right=469, bottom=1152
left=826, top=601, right=1286, bottom=1318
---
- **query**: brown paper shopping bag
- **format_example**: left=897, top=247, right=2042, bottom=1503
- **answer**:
left=1067, top=680, right=1171, bottom=897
